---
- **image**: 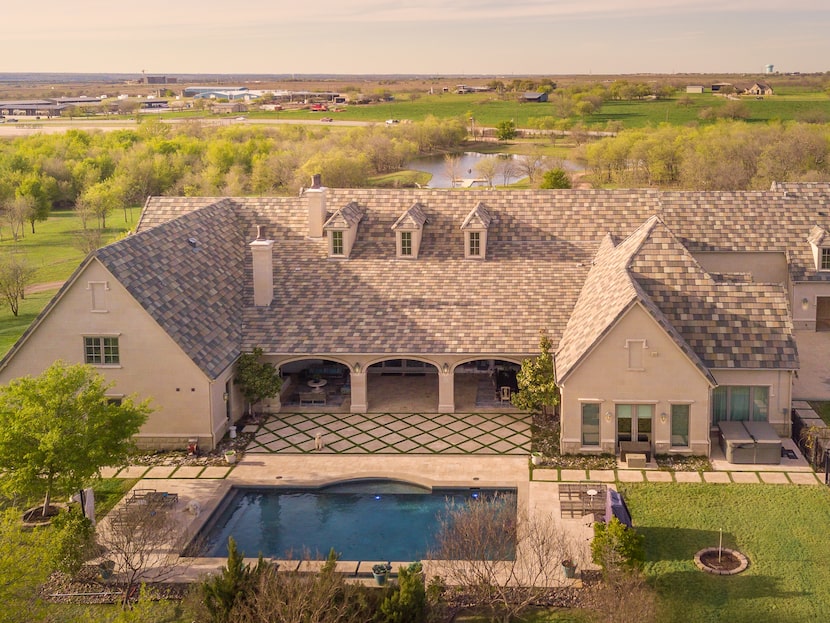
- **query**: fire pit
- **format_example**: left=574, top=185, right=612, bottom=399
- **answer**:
left=694, top=547, right=749, bottom=575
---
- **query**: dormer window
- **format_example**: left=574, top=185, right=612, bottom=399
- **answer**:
left=808, top=225, right=830, bottom=271
left=331, top=230, right=344, bottom=256
left=400, top=231, right=413, bottom=256
left=391, top=203, right=427, bottom=259
left=468, top=231, right=481, bottom=257
left=461, top=202, right=491, bottom=260
left=324, top=201, right=364, bottom=259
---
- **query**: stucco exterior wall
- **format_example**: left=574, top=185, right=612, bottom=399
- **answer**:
left=792, top=281, right=830, bottom=330
left=559, top=304, right=712, bottom=456
left=0, top=260, right=220, bottom=450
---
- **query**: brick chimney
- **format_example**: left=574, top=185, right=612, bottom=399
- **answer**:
left=249, top=225, right=274, bottom=307
left=306, top=173, right=327, bottom=238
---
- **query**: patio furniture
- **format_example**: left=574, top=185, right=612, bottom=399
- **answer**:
left=626, top=453, right=647, bottom=468
left=499, top=386, right=511, bottom=403
left=619, top=440, right=651, bottom=462
left=308, top=379, right=328, bottom=393
left=299, top=392, right=327, bottom=406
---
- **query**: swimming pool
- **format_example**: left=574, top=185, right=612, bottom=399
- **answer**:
left=195, top=480, right=517, bottom=561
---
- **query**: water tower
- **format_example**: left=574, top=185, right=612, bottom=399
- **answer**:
left=765, top=64, right=774, bottom=74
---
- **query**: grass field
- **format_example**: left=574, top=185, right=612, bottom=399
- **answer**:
left=623, top=483, right=830, bottom=623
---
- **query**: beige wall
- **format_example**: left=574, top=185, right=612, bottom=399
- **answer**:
left=792, top=281, right=830, bottom=330
left=559, top=304, right=712, bottom=456
left=694, top=252, right=788, bottom=284
left=0, top=260, right=223, bottom=450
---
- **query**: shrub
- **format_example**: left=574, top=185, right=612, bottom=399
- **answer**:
left=379, top=562, right=426, bottom=623
left=591, top=517, right=645, bottom=573
left=50, top=507, right=95, bottom=575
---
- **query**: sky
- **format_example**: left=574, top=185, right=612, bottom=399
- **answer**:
left=2, top=1, right=829, bottom=75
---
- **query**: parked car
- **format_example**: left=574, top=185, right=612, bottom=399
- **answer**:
left=320, top=117, right=333, bottom=122
left=385, top=119, right=399, bottom=125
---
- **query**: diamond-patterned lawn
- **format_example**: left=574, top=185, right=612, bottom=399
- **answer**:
left=246, top=412, right=531, bottom=455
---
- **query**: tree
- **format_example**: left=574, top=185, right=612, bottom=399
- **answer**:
left=474, top=157, right=499, bottom=188
left=77, top=178, right=123, bottom=229
left=512, top=330, right=559, bottom=417
left=98, top=499, right=190, bottom=606
left=0, top=361, right=150, bottom=516
left=496, top=120, right=517, bottom=141
left=234, top=347, right=282, bottom=415
left=380, top=562, right=426, bottom=623
left=540, top=168, right=572, bottom=189
left=0, top=252, right=35, bottom=316
left=0, top=508, right=53, bottom=621
left=201, top=537, right=270, bottom=623
left=443, top=154, right=461, bottom=187
left=429, top=492, right=574, bottom=623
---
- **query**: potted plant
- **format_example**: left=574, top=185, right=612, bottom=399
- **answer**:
left=372, top=562, right=392, bottom=586
left=224, top=449, right=237, bottom=464
left=561, top=558, right=577, bottom=579
left=531, top=452, right=543, bottom=466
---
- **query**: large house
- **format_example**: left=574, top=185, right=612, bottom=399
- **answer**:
left=2, top=181, right=829, bottom=457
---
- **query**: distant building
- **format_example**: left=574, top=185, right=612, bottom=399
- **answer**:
left=711, top=82, right=733, bottom=92
left=745, top=83, right=774, bottom=96
left=145, top=76, right=178, bottom=85
left=765, top=64, right=775, bottom=74
left=211, top=102, right=248, bottom=114
left=521, top=92, right=548, bottom=102
left=685, top=85, right=705, bottom=94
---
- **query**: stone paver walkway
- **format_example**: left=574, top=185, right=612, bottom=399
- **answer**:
left=246, top=411, right=531, bottom=455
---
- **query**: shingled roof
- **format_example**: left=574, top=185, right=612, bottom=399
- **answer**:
left=97, top=202, right=245, bottom=378
left=128, top=186, right=823, bottom=374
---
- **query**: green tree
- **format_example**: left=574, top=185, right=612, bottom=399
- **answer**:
left=0, top=361, right=150, bottom=516
left=201, top=536, right=270, bottom=623
left=380, top=562, right=426, bottom=623
left=234, top=347, right=283, bottom=415
left=591, top=517, right=645, bottom=574
left=496, top=120, right=517, bottom=141
left=540, top=168, right=573, bottom=189
left=512, top=330, right=559, bottom=416
left=0, top=508, right=53, bottom=621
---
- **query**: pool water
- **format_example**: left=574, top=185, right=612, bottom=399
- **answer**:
left=199, top=481, right=516, bottom=561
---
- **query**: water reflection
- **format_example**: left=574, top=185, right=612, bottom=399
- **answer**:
left=408, top=152, right=522, bottom=188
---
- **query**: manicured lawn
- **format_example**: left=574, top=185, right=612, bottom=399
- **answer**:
left=621, top=483, right=830, bottom=622
left=0, top=288, right=57, bottom=356
left=808, top=401, right=830, bottom=426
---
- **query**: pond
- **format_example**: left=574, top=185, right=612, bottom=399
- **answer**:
left=408, top=151, right=583, bottom=188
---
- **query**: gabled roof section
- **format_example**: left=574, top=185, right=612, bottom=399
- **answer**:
left=136, top=196, right=232, bottom=233
left=808, top=225, right=827, bottom=247
left=460, top=201, right=491, bottom=229
left=323, top=201, right=364, bottom=230
left=630, top=220, right=797, bottom=371
left=96, top=201, right=246, bottom=379
left=391, top=203, right=428, bottom=230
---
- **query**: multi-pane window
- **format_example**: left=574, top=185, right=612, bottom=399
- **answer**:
left=84, top=336, right=120, bottom=365
left=468, top=231, right=481, bottom=256
left=581, top=403, right=600, bottom=446
left=331, top=230, right=344, bottom=256
left=670, top=404, right=690, bottom=447
left=821, top=248, right=830, bottom=270
left=712, top=386, right=769, bottom=422
left=400, top=231, right=412, bottom=256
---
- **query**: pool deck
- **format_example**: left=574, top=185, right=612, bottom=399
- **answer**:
left=101, top=408, right=826, bottom=586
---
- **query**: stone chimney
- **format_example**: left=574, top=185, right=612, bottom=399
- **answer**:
left=306, top=174, right=327, bottom=238
left=249, top=226, right=274, bottom=307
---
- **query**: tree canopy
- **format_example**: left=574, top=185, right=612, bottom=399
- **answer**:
left=512, top=330, right=559, bottom=416
left=234, top=347, right=283, bottom=414
left=0, top=361, right=150, bottom=514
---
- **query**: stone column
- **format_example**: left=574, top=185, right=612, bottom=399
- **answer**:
left=349, top=370, right=368, bottom=413
left=438, top=368, right=455, bottom=413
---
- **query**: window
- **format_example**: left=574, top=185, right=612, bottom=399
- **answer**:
left=84, top=336, right=120, bottom=365
left=581, top=403, right=600, bottom=446
left=400, top=231, right=412, bottom=256
left=468, top=231, right=481, bottom=257
left=331, top=230, right=344, bottom=256
left=712, top=386, right=769, bottom=422
left=616, top=404, right=654, bottom=443
left=821, top=248, right=830, bottom=271
left=671, top=404, right=690, bottom=447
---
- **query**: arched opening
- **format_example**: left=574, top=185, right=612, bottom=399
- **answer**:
left=452, top=359, right=522, bottom=410
left=278, top=358, right=351, bottom=410
left=367, top=359, right=439, bottom=412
